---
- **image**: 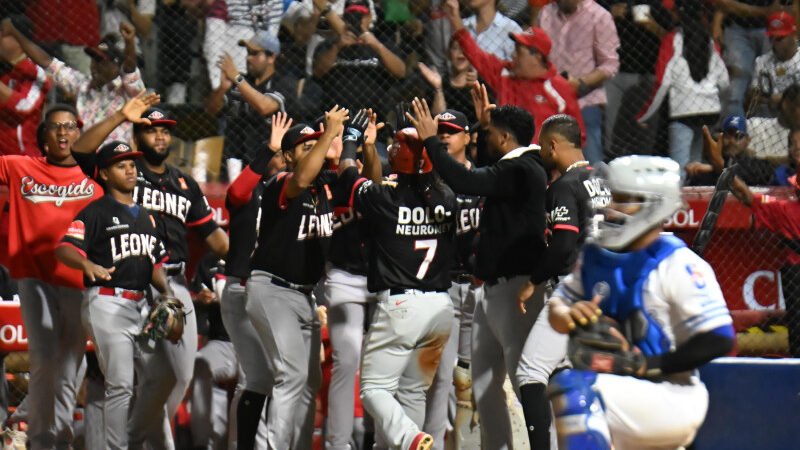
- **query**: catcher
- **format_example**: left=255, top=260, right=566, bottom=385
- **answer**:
left=55, top=141, right=178, bottom=449
left=545, top=155, right=735, bottom=450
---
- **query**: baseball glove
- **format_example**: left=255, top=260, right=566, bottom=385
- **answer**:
left=141, top=296, right=185, bottom=344
left=568, top=317, right=646, bottom=376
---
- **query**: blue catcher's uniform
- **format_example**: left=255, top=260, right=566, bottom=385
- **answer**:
left=548, top=235, right=734, bottom=450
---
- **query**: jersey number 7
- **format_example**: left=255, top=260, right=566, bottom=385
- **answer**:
left=414, top=239, right=438, bottom=279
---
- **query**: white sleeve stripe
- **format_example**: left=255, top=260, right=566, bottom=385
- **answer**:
left=680, top=305, right=730, bottom=329
left=681, top=312, right=733, bottom=334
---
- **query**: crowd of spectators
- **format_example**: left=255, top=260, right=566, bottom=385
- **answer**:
left=1, top=0, right=800, bottom=181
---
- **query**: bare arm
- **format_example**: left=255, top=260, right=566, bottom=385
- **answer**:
left=120, top=23, right=138, bottom=74
left=128, top=0, right=155, bottom=38
left=0, top=82, right=11, bottom=103
left=313, top=35, right=352, bottom=78
left=1, top=18, right=53, bottom=68
left=362, top=109, right=384, bottom=182
left=151, top=266, right=173, bottom=295
left=717, top=0, right=782, bottom=17
left=361, top=32, right=406, bottom=78
left=55, top=245, right=115, bottom=283
left=286, top=105, right=350, bottom=198
left=730, top=175, right=754, bottom=207
left=205, top=77, right=231, bottom=117
left=72, top=92, right=161, bottom=154
left=204, top=228, right=229, bottom=258
left=217, top=53, right=281, bottom=116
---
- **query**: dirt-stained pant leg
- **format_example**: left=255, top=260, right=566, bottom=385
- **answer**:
left=361, top=291, right=454, bottom=450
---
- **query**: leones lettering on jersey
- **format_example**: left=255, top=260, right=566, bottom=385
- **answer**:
left=110, top=233, right=160, bottom=264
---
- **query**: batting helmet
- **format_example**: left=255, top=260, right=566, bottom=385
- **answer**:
left=390, top=128, right=432, bottom=175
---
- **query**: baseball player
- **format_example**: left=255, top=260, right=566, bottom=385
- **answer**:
left=514, top=114, right=610, bottom=450
left=546, top=155, right=735, bottom=449
left=54, top=141, right=171, bottom=450
left=409, top=96, right=548, bottom=450
left=421, top=109, right=483, bottom=450
left=338, top=112, right=457, bottom=450
left=245, top=106, right=348, bottom=450
left=189, top=252, right=238, bottom=450
left=323, top=109, right=383, bottom=450
left=69, top=94, right=229, bottom=448
left=222, top=112, right=288, bottom=449
left=0, top=103, right=102, bottom=450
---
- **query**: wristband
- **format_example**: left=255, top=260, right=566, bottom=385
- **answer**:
left=234, top=74, right=245, bottom=85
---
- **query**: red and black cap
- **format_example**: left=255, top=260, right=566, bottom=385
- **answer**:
left=345, top=0, right=370, bottom=15
left=97, top=141, right=142, bottom=168
left=436, top=109, right=469, bottom=133
left=134, top=107, right=177, bottom=132
left=281, top=124, right=323, bottom=151
left=84, top=35, right=124, bottom=65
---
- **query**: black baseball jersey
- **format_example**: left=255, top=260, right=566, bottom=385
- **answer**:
left=453, top=194, right=483, bottom=276
left=224, top=181, right=266, bottom=278
left=530, top=165, right=611, bottom=284
left=250, top=170, right=335, bottom=285
left=60, top=195, right=167, bottom=290
left=328, top=207, right=370, bottom=276
left=348, top=170, right=458, bottom=292
left=72, top=152, right=220, bottom=266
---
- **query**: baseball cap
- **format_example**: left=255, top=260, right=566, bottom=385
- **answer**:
left=281, top=124, right=323, bottom=151
left=96, top=141, right=142, bottom=169
left=722, top=115, right=747, bottom=136
left=345, top=0, right=370, bottom=15
left=84, top=35, right=123, bottom=65
left=436, top=109, right=469, bottom=133
left=134, top=107, right=177, bottom=131
left=509, top=27, right=552, bottom=57
left=238, top=30, right=281, bottom=55
left=767, top=11, right=797, bottom=37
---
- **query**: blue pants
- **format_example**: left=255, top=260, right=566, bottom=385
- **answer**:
left=582, top=105, right=605, bottom=163
left=722, top=24, right=769, bottom=118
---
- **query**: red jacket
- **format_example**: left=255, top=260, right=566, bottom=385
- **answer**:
left=0, top=58, right=51, bottom=156
left=454, top=28, right=585, bottom=143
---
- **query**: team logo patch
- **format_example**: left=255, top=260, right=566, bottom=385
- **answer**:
left=300, top=126, right=315, bottom=135
left=685, top=264, right=706, bottom=289
left=147, top=110, right=165, bottom=120
left=437, top=112, right=456, bottom=121
left=66, top=220, right=85, bottom=240
left=535, top=94, right=546, bottom=103
left=551, top=205, right=570, bottom=222
left=178, top=177, right=188, bottom=190
left=113, top=143, right=130, bottom=153
left=112, top=216, right=120, bottom=225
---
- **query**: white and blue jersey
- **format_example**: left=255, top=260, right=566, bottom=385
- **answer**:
left=555, top=235, right=733, bottom=364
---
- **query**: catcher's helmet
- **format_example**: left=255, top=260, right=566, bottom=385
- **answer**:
left=389, top=127, right=432, bottom=175
left=591, top=155, right=683, bottom=251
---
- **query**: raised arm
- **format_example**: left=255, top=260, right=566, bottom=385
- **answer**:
left=72, top=92, right=161, bottom=154
left=285, top=105, right=349, bottom=199
left=359, top=31, right=406, bottom=78
left=1, top=18, right=52, bottom=68
left=218, top=53, right=282, bottom=116
left=362, top=109, right=384, bottom=182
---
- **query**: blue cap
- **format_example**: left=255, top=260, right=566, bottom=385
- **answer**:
left=238, top=31, right=281, bottom=55
left=723, top=115, right=747, bottom=135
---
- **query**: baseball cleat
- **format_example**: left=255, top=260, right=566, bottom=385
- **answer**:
left=409, top=432, right=434, bottom=450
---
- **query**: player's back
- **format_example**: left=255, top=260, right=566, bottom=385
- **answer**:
left=355, top=175, right=458, bottom=293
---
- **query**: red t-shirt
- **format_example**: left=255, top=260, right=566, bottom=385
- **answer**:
left=0, top=156, right=102, bottom=288
left=752, top=194, right=800, bottom=265
left=26, top=0, right=100, bottom=47
left=0, top=58, right=50, bottom=156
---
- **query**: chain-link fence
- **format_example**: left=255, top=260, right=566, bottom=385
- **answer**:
left=2, top=0, right=800, bottom=429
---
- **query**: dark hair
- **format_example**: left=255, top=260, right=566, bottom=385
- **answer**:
left=7, top=14, right=33, bottom=40
left=37, top=103, right=81, bottom=153
left=540, top=114, right=581, bottom=147
left=490, top=105, right=535, bottom=146
left=678, top=0, right=711, bottom=82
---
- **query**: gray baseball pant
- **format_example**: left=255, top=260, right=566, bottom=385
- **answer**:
left=361, top=290, right=454, bottom=450
left=129, top=276, right=197, bottom=450
left=323, top=267, right=375, bottom=450
left=81, top=287, right=148, bottom=450
left=17, top=278, right=86, bottom=450
left=471, top=276, right=541, bottom=450
left=191, top=339, right=238, bottom=449
left=220, top=277, right=270, bottom=449
left=246, top=271, right=321, bottom=450
left=424, top=281, right=481, bottom=450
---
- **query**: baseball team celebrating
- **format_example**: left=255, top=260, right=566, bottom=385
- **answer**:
left=1, top=72, right=735, bottom=450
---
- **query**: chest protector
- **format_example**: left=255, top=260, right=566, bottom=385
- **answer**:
left=580, top=235, right=685, bottom=356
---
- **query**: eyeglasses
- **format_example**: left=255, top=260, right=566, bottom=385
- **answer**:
left=246, top=49, right=273, bottom=57
left=46, top=121, right=79, bottom=132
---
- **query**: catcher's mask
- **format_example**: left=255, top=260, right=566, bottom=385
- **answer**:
left=389, top=127, right=432, bottom=175
left=589, top=155, right=684, bottom=251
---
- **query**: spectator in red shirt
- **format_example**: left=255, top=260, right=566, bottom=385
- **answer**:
left=442, top=0, right=584, bottom=144
left=26, top=0, right=101, bottom=75
left=0, top=15, right=50, bottom=156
